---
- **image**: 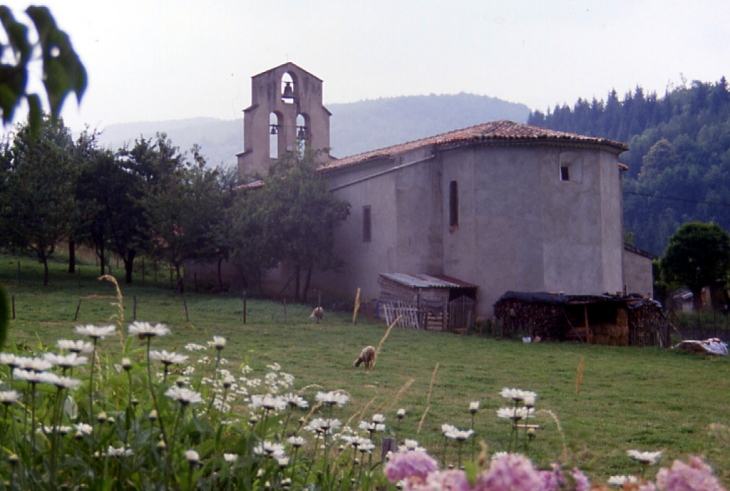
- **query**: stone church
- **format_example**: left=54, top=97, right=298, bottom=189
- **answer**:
left=198, top=62, right=653, bottom=320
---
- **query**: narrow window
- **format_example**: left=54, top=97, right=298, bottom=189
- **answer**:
left=560, top=165, right=570, bottom=181
left=449, top=181, right=459, bottom=227
left=269, top=112, right=279, bottom=159
left=362, top=206, right=372, bottom=243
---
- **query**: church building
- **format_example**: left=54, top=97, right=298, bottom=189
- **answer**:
left=222, top=62, right=653, bottom=320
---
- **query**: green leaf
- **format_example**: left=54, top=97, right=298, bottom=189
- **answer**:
left=26, top=6, right=87, bottom=119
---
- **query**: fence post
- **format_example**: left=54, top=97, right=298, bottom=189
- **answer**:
left=74, top=299, right=82, bottom=321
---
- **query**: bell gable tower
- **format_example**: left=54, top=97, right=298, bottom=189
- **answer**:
left=237, top=63, right=332, bottom=178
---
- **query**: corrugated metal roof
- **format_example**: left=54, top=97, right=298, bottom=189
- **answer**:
left=379, top=273, right=478, bottom=289
left=319, top=120, right=628, bottom=173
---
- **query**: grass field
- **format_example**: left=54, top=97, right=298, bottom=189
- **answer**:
left=1, top=252, right=729, bottom=485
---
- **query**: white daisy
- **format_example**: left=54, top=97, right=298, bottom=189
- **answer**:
left=128, top=321, right=170, bottom=339
left=469, top=401, right=480, bottom=413
left=359, top=420, right=386, bottom=433
left=315, top=391, right=349, bottom=407
left=74, top=423, right=93, bottom=435
left=359, top=441, right=376, bottom=454
left=106, top=446, right=133, bottom=457
left=73, top=324, right=116, bottom=339
left=0, top=390, right=20, bottom=405
left=47, top=374, right=83, bottom=390
left=372, top=413, right=386, bottom=423
left=253, top=441, right=286, bottom=458
left=56, top=340, right=94, bottom=353
left=398, top=439, right=426, bottom=452
left=499, top=388, right=538, bottom=403
left=287, top=435, right=306, bottom=448
left=210, top=336, right=227, bottom=350
left=12, top=368, right=55, bottom=384
left=149, top=350, right=189, bottom=366
left=184, top=343, right=207, bottom=352
left=185, top=449, right=200, bottom=464
left=224, top=453, right=238, bottom=464
left=250, top=394, right=287, bottom=412
left=165, top=386, right=203, bottom=405
left=305, top=418, right=341, bottom=434
left=441, top=423, right=458, bottom=436
left=17, top=357, right=53, bottom=372
left=627, top=449, right=662, bottom=465
left=397, top=408, right=406, bottom=419
left=43, top=352, right=88, bottom=368
left=0, top=353, right=22, bottom=368
left=496, top=407, right=534, bottom=421
left=607, top=475, right=639, bottom=486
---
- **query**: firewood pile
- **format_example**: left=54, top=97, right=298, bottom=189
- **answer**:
left=627, top=299, right=670, bottom=347
left=494, top=292, right=669, bottom=347
left=493, top=297, right=569, bottom=341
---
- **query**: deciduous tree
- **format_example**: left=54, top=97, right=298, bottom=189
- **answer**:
left=1, top=115, right=75, bottom=285
left=661, top=222, right=730, bottom=310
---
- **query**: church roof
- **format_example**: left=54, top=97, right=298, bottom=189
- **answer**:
left=319, top=120, right=628, bottom=172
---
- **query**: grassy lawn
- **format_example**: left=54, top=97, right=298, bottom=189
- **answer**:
left=1, top=252, right=729, bottom=485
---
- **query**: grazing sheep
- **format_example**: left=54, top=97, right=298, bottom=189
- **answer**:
left=354, top=345, right=376, bottom=370
left=310, top=306, right=324, bottom=324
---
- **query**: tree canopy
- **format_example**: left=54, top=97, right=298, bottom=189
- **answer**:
left=660, top=222, right=730, bottom=310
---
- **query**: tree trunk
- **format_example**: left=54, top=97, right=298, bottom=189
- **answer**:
left=175, top=264, right=184, bottom=293
left=68, top=239, right=76, bottom=273
left=43, top=257, right=49, bottom=286
left=217, top=257, right=223, bottom=288
left=302, top=264, right=313, bottom=303
left=98, top=243, right=106, bottom=276
left=692, top=287, right=704, bottom=311
left=123, top=250, right=136, bottom=284
left=294, top=266, right=301, bottom=302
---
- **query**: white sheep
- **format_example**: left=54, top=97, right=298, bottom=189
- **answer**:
left=353, top=345, right=376, bottom=370
left=310, top=306, right=324, bottom=324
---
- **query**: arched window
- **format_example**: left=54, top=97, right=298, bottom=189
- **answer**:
left=281, top=72, right=295, bottom=104
left=296, top=113, right=307, bottom=156
left=269, top=112, right=279, bottom=159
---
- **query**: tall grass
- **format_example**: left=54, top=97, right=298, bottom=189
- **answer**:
left=1, top=253, right=729, bottom=486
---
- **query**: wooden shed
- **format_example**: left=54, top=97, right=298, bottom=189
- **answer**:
left=378, top=273, right=478, bottom=331
left=493, top=291, right=669, bottom=347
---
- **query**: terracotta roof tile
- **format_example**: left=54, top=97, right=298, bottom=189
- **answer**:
left=320, top=120, right=628, bottom=172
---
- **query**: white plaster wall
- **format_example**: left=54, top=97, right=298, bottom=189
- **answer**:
left=623, top=249, right=654, bottom=297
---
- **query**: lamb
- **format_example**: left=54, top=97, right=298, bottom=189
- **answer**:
left=353, top=345, right=376, bottom=370
left=310, top=306, right=324, bottom=324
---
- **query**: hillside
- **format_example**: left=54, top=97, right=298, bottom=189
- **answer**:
left=97, top=93, right=530, bottom=167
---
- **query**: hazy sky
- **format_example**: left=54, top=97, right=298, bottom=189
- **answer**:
left=4, top=0, right=730, bottom=132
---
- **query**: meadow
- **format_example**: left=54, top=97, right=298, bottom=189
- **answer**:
left=1, top=252, right=729, bottom=487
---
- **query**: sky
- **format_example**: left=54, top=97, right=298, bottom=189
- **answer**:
left=3, top=0, right=730, bottom=133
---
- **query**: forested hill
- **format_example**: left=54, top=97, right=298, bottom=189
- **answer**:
left=528, top=78, right=730, bottom=256
left=98, top=94, right=530, bottom=168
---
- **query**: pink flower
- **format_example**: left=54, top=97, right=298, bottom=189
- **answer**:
left=475, top=453, right=544, bottom=491
left=427, top=469, right=470, bottom=491
left=384, top=451, right=439, bottom=483
left=540, top=465, right=590, bottom=491
left=655, top=456, right=726, bottom=491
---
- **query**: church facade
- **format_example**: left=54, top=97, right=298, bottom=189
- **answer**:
left=216, top=63, right=650, bottom=317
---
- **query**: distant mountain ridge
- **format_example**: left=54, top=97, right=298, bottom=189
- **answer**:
left=97, top=93, right=530, bottom=168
